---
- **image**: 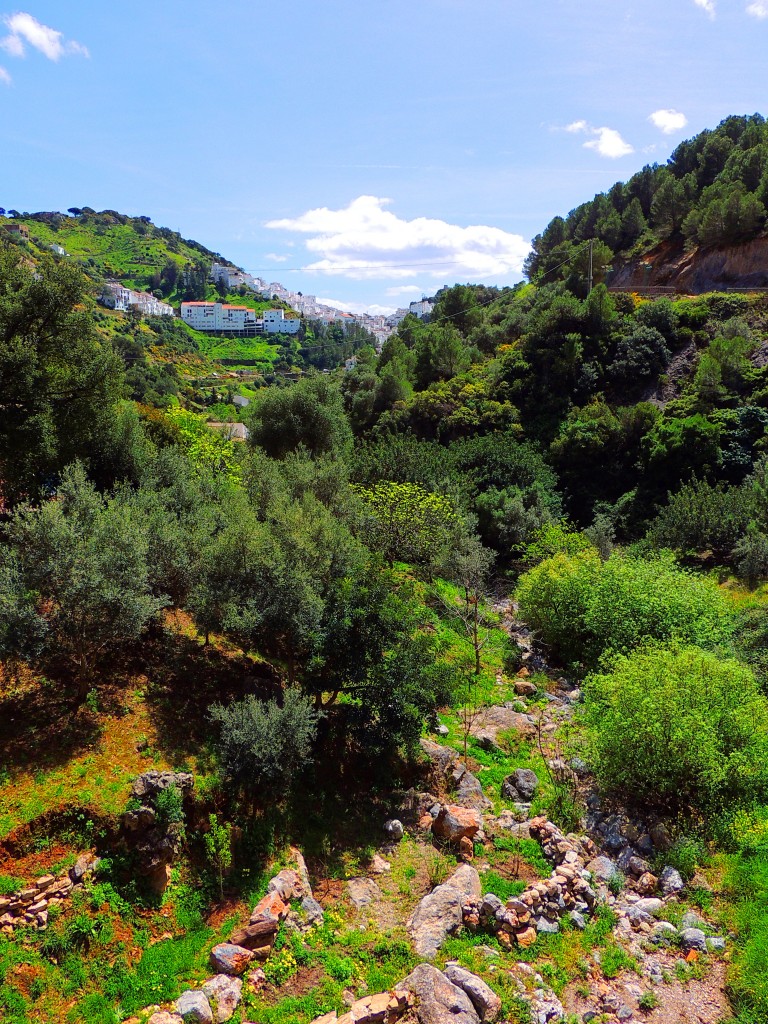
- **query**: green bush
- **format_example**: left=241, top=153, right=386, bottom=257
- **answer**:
left=582, top=644, right=768, bottom=812
left=210, top=689, right=320, bottom=796
left=516, top=549, right=732, bottom=671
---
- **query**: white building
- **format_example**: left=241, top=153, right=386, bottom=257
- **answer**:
left=101, top=281, right=174, bottom=317
left=181, top=301, right=261, bottom=335
left=262, top=309, right=300, bottom=334
left=409, top=299, right=434, bottom=319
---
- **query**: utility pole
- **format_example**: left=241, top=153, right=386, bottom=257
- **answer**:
left=587, top=238, right=594, bottom=295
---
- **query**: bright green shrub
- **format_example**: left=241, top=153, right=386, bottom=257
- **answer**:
left=516, top=549, right=732, bottom=670
left=582, top=644, right=768, bottom=811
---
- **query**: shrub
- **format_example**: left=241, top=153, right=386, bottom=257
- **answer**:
left=660, top=836, right=706, bottom=881
left=582, top=644, right=768, bottom=812
left=210, top=689, right=320, bottom=796
left=516, top=549, right=732, bottom=671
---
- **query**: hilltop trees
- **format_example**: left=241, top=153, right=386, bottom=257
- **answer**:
left=0, top=249, right=123, bottom=503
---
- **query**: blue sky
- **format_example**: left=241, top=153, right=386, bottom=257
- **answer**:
left=1, top=0, right=767, bottom=311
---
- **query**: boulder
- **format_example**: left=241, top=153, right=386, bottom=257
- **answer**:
left=132, top=770, right=194, bottom=800
left=469, top=707, right=536, bottom=746
left=251, top=890, right=288, bottom=922
left=209, top=943, right=254, bottom=977
left=230, top=918, right=278, bottom=950
left=586, top=856, right=616, bottom=881
left=633, top=897, right=663, bottom=915
left=268, top=868, right=302, bottom=901
left=301, top=895, right=325, bottom=924
left=420, top=739, right=459, bottom=776
left=452, top=766, right=492, bottom=811
left=514, top=680, right=537, bottom=697
left=443, top=965, right=501, bottom=1021
left=658, top=865, right=684, bottom=896
left=433, top=806, right=482, bottom=844
left=501, top=769, right=539, bottom=803
left=680, top=927, right=708, bottom=953
left=147, top=1014, right=184, bottom=1024
left=176, top=990, right=213, bottom=1024
left=401, top=963, right=480, bottom=1024
left=407, top=885, right=464, bottom=958
left=384, top=819, right=405, bottom=842
left=202, top=975, right=242, bottom=1023
left=347, top=878, right=382, bottom=908
left=444, top=864, right=482, bottom=899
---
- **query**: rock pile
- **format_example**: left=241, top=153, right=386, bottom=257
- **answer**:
left=308, top=989, right=414, bottom=1024
left=228, top=852, right=322, bottom=962
left=0, top=853, right=99, bottom=934
left=461, top=816, right=598, bottom=948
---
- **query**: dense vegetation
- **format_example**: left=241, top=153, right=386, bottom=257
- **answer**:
left=527, top=113, right=768, bottom=290
left=2, top=136, right=768, bottom=1021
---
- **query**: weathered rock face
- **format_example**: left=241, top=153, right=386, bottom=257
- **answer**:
left=442, top=965, right=501, bottom=1022
left=123, top=772, right=194, bottom=896
left=501, top=769, right=539, bottom=803
left=402, top=963, right=480, bottom=1024
left=609, top=235, right=768, bottom=294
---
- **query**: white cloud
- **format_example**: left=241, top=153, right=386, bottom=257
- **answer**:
left=386, top=285, right=425, bottom=297
left=585, top=127, right=634, bottom=158
left=693, top=0, right=716, bottom=16
left=263, top=252, right=288, bottom=262
left=0, top=65, right=10, bottom=84
left=649, top=108, right=688, bottom=134
left=746, top=1, right=768, bottom=16
left=266, top=195, right=529, bottom=281
left=564, top=120, right=634, bottom=158
left=1, top=12, right=89, bottom=61
left=317, top=297, right=397, bottom=316
left=0, top=33, right=23, bottom=57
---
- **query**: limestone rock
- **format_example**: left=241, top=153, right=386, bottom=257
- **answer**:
left=469, top=706, right=536, bottom=745
left=209, top=943, right=254, bottom=976
left=401, top=963, right=480, bottom=1024
left=407, top=885, right=464, bottom=958
left=680, top=927, right=708, bottom=953
left=419, top=739, right=459, bottom=777
left=176, top=990, right=213, bottom=1024
left=443, top=965, right=501, bottom=1021
left=384, top=819, right=405, bottom=842
left=658, top=865, right=684, bottom=896
left=202, top=974, right=242, bottom=1022
left=147, top=1013, right=184, bottom=1024
left=432, top=806, right=482, bottom=844
left=444, top=864, right=482, bottom=899
left=452, top=766, right=492, bottom=811
left=501, top=769, right=539, bottom=803
left=347, top=878, right=382, bottom=908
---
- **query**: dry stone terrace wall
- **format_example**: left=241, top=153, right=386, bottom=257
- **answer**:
left=0, top=853, right=99, bottom=934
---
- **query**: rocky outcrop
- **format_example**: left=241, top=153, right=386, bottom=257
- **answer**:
left=123, top=771, right=194, bottom=895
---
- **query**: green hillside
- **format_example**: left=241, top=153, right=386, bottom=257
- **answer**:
left=527, top=113, right=768, bottom=291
